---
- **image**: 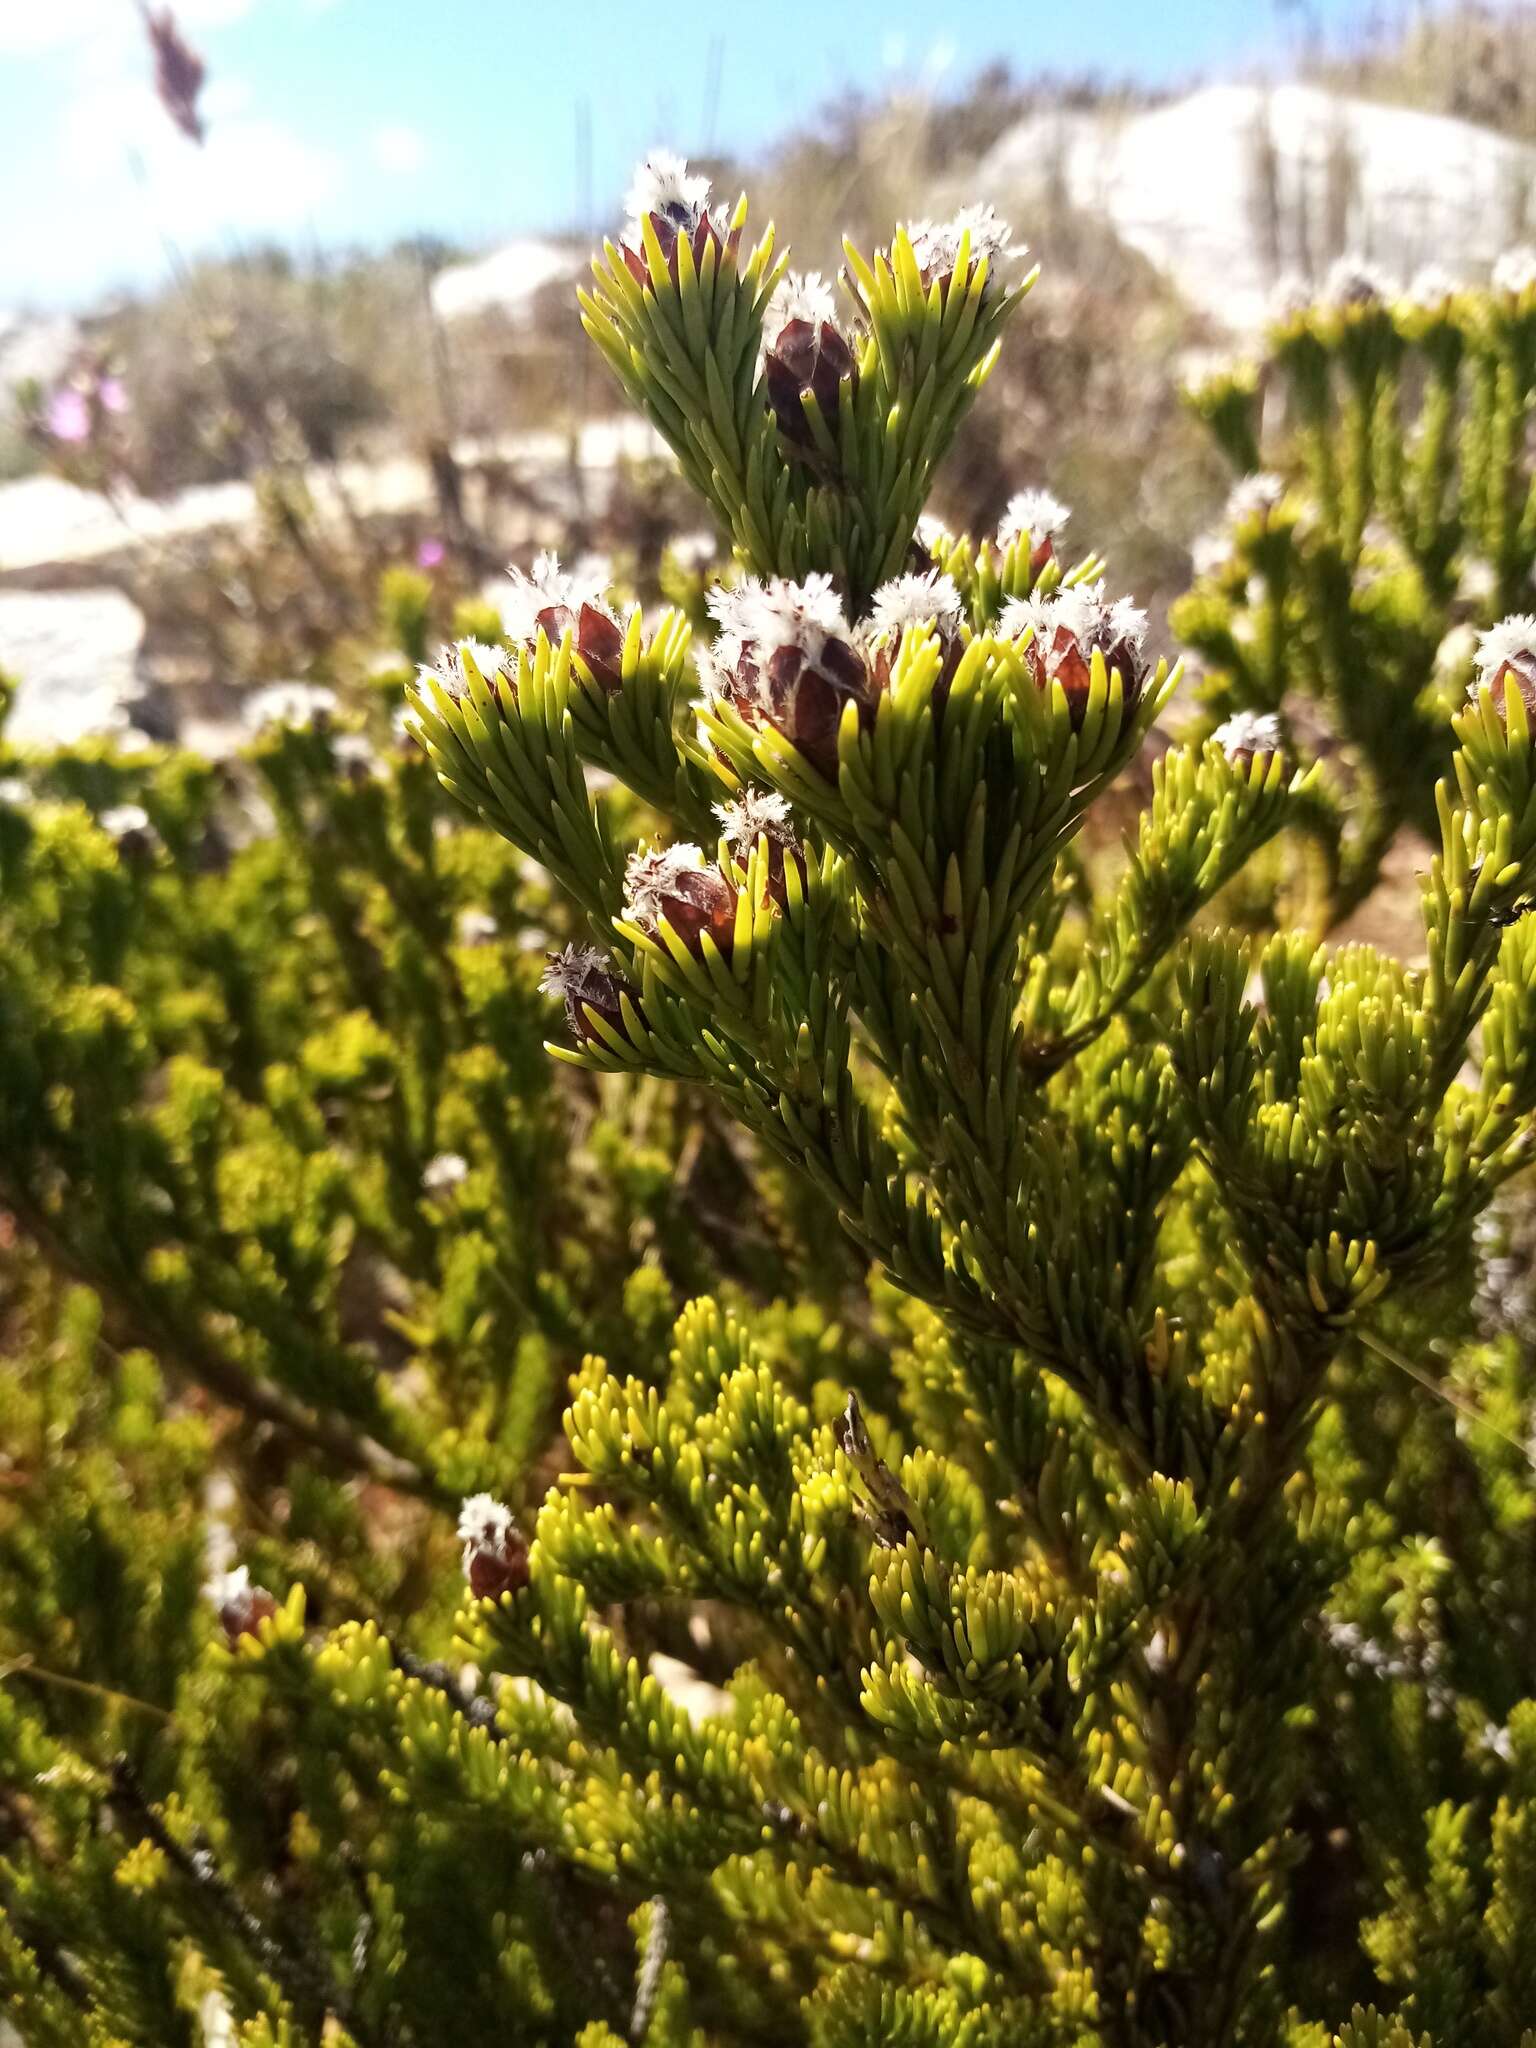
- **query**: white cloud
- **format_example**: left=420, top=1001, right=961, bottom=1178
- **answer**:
left=0, top=0, right=257, bottom=54
left=371, top=124, right=426, bottom=175
left=6, top=72, right=345, bottom=300
left=61, top=78, right=341, bottom=237
left=0, top=0, right=368, bottom=303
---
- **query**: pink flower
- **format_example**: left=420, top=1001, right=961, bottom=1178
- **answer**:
left=46, top=388, right=92, bottom=445
left=97, top=376, right=129, bottom=416
left=416, top=536, right=446, bottom=571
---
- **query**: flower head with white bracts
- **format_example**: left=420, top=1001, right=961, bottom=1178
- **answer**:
left=242, top=681, right=339, bottom=733
left=539, top=943, right=610, bottom=1004
left=624, top=149, right=711, bottom=242
left=539, top=944, right=635, bottom=1044
left=999, top=580, right=1146, bottom=656
left=623, top=842, right=738, bottom=954
left=706, top=573, right=851, bottom=704
left=1493, top=247, right=1536, bottom=297
left=458, top=1493, right=529, bottom=1599
left=623, top=843, right=711, bottom=928
left=416, top=640, right=510, bottom=705
left=208, top=1563, right=278, bottom=1643
left=1213, top=711, right=1284, bottom=767
left=903, top=204, right=1017, bottom=291
left=867, top=571, right=964, bottom=641
left=765, top=270, right=838, bottom=335
left=422, top=1152, right=468, bottom=1196
left=1268, top=271, right=1314, bottom=322
left=458, top=1493, right=517, bottom=1555
left=1324, top=257, right=1393, bottom=309
left=1225, top=473, right=1289, bottom=525
left=997, top=489, right=1071, bottom=552
left=713, top=788, right=795, bottom=860
left=503, top=550, right=620, bottom=646
left=999, top=581, right=1150, bottom=726
left=1473, top=614, right=1536, bottom=720
left=713, top=789, right=803, bottom=904
left=1407, top=264, right=1458, bottom=310
left=703, top=574, right=872, bottom=777
left=761, top=277, right=859, bottom=445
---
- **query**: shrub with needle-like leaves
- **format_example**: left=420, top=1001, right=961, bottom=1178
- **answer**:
left=4, top=161, right=1536, bottom=2048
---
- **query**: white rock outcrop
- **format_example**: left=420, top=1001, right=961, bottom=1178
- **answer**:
left=979, top=83, right=1536, bottom=330
left=430, top=238, right=583, bottom=323
left=0, top=587, right=145, bottom=744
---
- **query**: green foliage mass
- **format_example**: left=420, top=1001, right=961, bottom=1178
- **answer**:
left=2, top=169, right=1535, bottom=2048
left=1176, top=259, right=1536, bottom=926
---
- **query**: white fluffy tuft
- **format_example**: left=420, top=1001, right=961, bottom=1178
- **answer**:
left=1106, top=594, right=1149, bottom=645
left=100, top=802, right=151, bottom=840
left=1213, top=711, right=1283, bottom=759
left=997, top=488, right=1071, bottom=550
left=765, top=269, right=837, bottom=333
left=998, top=580, right=1146, bottom=657
left=208, top=1565, right=251, bottom=1610
left=1324, top=256, right=1393, bottom=307
left=625, top=150, right=711, bottom=238
left=868, top=571, right=964, bottom=639
left=1225, top=472, right=1288, bottom=525
left=707, top=573, right=849, bottom=694
left=1267, top=271, right=1313, bottom=321
left=1407, top=263, right=1457, bottom=309
left=539, top=944, right=608, bottom=999
left=623, top=843, right=708, bottom=927
left=1190, top=529, right=1233, bottom=579
left=242, top=681, right=338, bottom=732
left=458, top=1493, right=516, bottom=1554
left=1493, top=246, right=1536, bottom=296
left=714, top=788, right=794, bottom=854
left=503, top=551, right=617, bottom=644
left=416, top=640, right=510, bottom=704
left=905, top=203, right=1017, bottom=282
left=1474, top=614, right=1536, bottom=687
left=422, top=1152, right=468, bottom=1194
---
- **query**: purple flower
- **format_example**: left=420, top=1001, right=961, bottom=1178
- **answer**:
left=46, top=388, right=92, bottom=445
left=416, top=536, right=446, bottom=570
left=97, top=376, right=129, bottom=416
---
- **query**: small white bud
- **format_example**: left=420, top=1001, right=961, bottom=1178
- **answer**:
left=422, top=1152, right=468, bottom=1195
left=242, top=681, right=338, bottom=733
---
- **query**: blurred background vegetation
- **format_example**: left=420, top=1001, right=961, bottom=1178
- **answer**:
left=3, top=4, right=1536, bottom=769
left=0, top=4, right=1531, bottom=714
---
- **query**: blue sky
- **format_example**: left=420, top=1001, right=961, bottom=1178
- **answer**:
left=1, top=0, right=1403, bottom=307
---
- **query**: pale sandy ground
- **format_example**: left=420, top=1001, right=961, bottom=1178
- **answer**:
left=0, top=587, right=147, bottom=745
